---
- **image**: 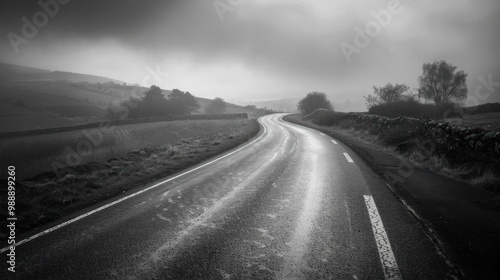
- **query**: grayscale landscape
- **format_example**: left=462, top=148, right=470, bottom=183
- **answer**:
left=0, top=0, right=499, bottom=279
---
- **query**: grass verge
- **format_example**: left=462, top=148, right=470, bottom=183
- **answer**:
left=0, top=119, right=259, bottom=236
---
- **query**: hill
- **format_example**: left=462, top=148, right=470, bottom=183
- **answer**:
left=195, top=96, right=260, bottom=116
left=0, top=64, right=266, bottom=132
left=0, top=63, right=124, bottom=84
left=234, top=98, right=299, bottom=113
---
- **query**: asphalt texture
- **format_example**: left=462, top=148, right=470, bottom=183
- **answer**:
left=2, top=114, right=456, bottom=279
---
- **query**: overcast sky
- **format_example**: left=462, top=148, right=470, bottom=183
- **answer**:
left=1, top=0, right=499, bottom=111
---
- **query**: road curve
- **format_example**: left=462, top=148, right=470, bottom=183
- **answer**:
left=3, top=114, right=455, bottom=279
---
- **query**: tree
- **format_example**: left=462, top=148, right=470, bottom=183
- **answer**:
left=205, top=97, right=226, bottom=114
left=364, top=83, right=410, bottom=109
left=129, top=85, right=169, bottom=118
left=168, top=89, right=199, bottom=115
left=297, top=91, right=333, bottom=115
left=184, top=92, right=200, bottom=114
left=418, top=60, right=468, bottom=105
left=142, top=85, right=165, bottom=102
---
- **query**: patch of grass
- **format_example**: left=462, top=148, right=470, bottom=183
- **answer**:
left=446, top=112, right=500, bottom=132
left=405, top=149, right=478, bottom=180
left=470, top=169, right=500, bottom=192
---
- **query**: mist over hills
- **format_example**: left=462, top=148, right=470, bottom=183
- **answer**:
left=232, top=96, right=367, bottom=113
left=0, top=63, right=265, bottom=132
left=232, top=99, right=300, bottom=113
left=0, top=63, right=124, bottom=84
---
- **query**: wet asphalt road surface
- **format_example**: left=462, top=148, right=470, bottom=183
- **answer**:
left=2, top=114, right=456, bottom=279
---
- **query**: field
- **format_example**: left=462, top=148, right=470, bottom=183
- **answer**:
left=0, top=81, right=263, bottom=132
left=0, top=118, right=259, bottom=235
left=0, top=118, right=254, bottom=180
left=446, top=112, right=500, bottom=132
left=0, top=100, right=85, bottom=131
left=19, top=82, right=118, bottom=107
left=0, top=85, right=106, bottom=131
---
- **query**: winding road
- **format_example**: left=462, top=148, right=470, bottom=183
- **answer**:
left=3, top=114, right=455, bottom=279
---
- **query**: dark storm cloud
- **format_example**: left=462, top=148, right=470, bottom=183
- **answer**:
left=0, top=0, right=179, bottom=36
left=2, top=0, right=354, bottom=79
left=1, top=0, right=499, bottom=107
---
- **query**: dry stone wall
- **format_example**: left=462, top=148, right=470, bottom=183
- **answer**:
left=304, top=109, right=500, bottom=169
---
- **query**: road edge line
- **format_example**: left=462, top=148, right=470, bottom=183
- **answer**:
left=0, top=117, right=269, bottom=253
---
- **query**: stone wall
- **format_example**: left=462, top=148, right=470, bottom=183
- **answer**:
left=304, top=109, right=500, bottom=169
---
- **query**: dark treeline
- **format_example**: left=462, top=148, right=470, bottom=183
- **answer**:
left=107, top=85, right=280, bottom=120
left=107, top=85, right=199, bottom=119
left=368, top=101, right=458, bottom=119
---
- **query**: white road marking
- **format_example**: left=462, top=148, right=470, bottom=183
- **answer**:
left=363, top=195, right=402, bottom=280
left=319, top=132, right=326, bottom=136
left=343, top=153, right=354, bottom=163
left=331, top=140, right=338, bottom=144
left=0, top=118, right=269, bottom=253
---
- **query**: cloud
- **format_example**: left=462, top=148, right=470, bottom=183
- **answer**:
left=1, top=0, right=499, bottom=108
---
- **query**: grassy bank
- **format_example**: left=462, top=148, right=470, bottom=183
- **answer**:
left=1, top=118, right=250, bottom=180
left=284, top=114, right=500, bottom=191
left=0, top=119, right=259, bottom=236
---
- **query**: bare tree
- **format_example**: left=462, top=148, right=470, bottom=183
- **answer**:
left=418, top=60, right=468, bottom=105
left=364, top=83, right=410, bottom=109
left=297, top=91, right=333, bottom=115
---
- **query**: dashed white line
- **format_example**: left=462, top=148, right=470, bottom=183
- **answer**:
left=363, top=195, right=402, bottom=280
left=0, top=118, right=269, bottom=254
left=319, top=132, right=326, bottom=136
left=343, top=153, right=354, bottom=163
left=331, top=140, right=338, bottom=145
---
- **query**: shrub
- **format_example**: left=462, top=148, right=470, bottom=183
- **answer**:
left=368, top=100, right=461, bottom=120
left=298, top=92, right=333, bottom=115
left=303, top=109, right=343, bottom=126
left=364, top=83, right=410, bottom=109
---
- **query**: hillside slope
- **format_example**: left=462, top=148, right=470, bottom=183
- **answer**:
left=0, top=63, right=124, bottom=84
